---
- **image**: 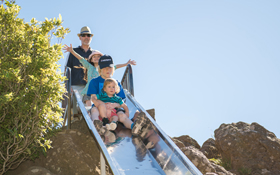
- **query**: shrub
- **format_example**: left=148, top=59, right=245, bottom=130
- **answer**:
left=0, top=1, right=69, bottom=174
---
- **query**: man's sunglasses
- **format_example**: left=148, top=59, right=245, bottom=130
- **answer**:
left=80, top=34, right=92, bottom=37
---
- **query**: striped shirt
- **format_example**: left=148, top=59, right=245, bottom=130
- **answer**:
left=96, top=91, right=124, bottom=105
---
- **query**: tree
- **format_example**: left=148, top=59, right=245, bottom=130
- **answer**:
left=0, top=1, right=69, bottom=174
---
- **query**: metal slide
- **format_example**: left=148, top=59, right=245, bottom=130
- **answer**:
left=64, top=65, right=202, bottom=175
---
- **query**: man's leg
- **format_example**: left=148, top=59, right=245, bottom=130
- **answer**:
left=71, top=85, right=85, bottom=114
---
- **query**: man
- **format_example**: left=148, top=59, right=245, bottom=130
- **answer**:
left=65, top=26, right=94, bottom=114
left=66, top=26, right=94, bottom=95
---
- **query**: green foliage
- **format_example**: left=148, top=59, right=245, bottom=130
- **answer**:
left=209, top=157, right=232, bottom=171
left=238, top=167, right=252, bottom=175
left=209, top=158, right=222, bottom=165
left=220, top=158, right=232, bottom=171
left=0, top=1, right=69, bottom=174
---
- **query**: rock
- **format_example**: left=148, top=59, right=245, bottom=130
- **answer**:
left=7, top=128, right=110, bottom=175
left=146, top=108, right=155, bottom=121
left=214, top=122, right=280, bottom=175
left=173, top=135, right=201, bottom=149
left=181, top=146, right=235, bottom=175
left=171, top=138, right=185, bottom=149
left=181, top=146, right=216, bottom=174
left=200, top=138, right=220, bottom=159
left=210, top=163, right=235, bottom=175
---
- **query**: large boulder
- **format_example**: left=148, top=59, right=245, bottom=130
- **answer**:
left=173, top=135, right=201, bottom=149
left=200, top=138, right=220, bottom=159
left=7, top=126, right=110, bottom=175
left=214, top=122, right=280, bottom=175
left=182, top=146, right=216, bottom=174
left=181, top=146, right=234, bottom=175
left=210, top=163, right=235, bottom=175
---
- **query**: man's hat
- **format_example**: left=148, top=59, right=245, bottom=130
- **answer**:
left=77, top=26, right=93, bottom=37
left=98, top=55, right=114, bottom=69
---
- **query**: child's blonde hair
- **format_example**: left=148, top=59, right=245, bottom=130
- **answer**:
left=97, top=66, right=115, bottom=77
left=102, top=78, right=120, bottom=94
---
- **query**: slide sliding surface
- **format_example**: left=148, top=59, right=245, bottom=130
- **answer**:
left=74, top=90, right=202, bottom=175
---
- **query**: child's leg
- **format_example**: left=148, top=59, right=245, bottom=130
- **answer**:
left=110, top=115, right=118, bottom=123
left=85, top=100, right=92, bottom=106
left=90, top=107, right=99, bottom=121
left=106, top=115, right=118, bottom=131
left=106, top=108, right=112, bottom=118
left=93, top=99, right=107, bottom=119
left=90, top=101, right=109, bottom=125
left=131, top=110, right=140, bottom=122
left=117, top=111, right=133, bottom=129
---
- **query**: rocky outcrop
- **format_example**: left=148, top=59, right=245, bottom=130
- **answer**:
left=182, top=146, right=216, bottom=174
left=200, top=138, right=220, bottom=159
left=8, top=119, right=110, bottom=175
left=182, top=146, right=234, bottom=175
left=173, top=135, right=201, bottom=149
left=215, top=122, right=280, bottom=175
left=8, top=118, right=280, bottom=175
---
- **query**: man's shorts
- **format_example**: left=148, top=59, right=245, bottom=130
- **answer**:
left=99, top=109, right=117, bottom=121
left=71, top=85, right=85, bottom=95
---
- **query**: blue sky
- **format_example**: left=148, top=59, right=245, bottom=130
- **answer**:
left=17, top=0, right=280, bottom=146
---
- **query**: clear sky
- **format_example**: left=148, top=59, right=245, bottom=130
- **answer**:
left=17, top=0, right=280, bottom=146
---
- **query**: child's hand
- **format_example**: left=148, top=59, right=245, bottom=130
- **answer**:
left=62, top=44, right=73, bottom=53
left=126, top=59, right=136, bottom=66
left=91, top=94, right=97, bottom=101
left=105, top=103, right=120, bottom=110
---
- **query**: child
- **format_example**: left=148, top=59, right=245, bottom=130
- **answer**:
left=91, top=78, right=129, bottom=131
left=63, top=44, right=136, bottom=106
left=87, top=55, right=148, bottom=137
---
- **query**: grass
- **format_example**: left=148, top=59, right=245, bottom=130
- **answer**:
left=209, top=157, right=232, bottom=170
left=238, top=167, right=252, bottom=175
